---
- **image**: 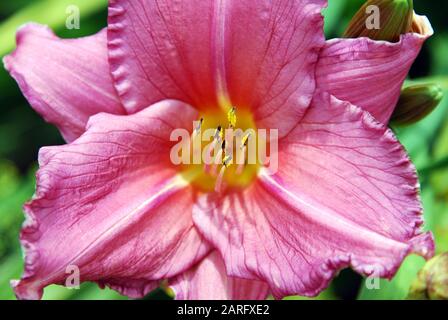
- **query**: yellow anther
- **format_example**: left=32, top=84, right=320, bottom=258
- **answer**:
left=223, top=154, right=233, bottom=167
left=214, top=126, right=224, bottom=141
left=241, top=132, right=251, bottom=149
left=227, top=107, right=237, bottom=128
left=194, top=118, right=204, bottom=132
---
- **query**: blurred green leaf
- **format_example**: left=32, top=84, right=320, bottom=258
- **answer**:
left=323, top=0, right=346, bottom=37
left=73, top=283, right=128, bottom=300
left=430, top=34, right=448, bottom=77
left=0, top=0, right=107, bottom=58
left=420, top=156, right=448, bottom=176
left=0, top=161, right=35, bottom=256
left=0, top=162, right=36, bottom=299
left=0, top=159, right=20, bottom=198
left=0, top=104, right=64, bottom=166
left=428, top=117, right=448, bottom=196
left=432, top=204, right=448, bottom=253
left=284, top=287, right=337, bottom=300
left=420, top=186, right=448, bottom=253
left=41, top=282, right=128, bottom=300
left=358, top=255, right=427, bottom=300
left=41, top=285, right=78, bottom=300
left=0, top=252, right=23, bottom=300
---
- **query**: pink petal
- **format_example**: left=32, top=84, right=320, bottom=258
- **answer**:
left=225, top=0, right=326, bottom=137
left=3, top=23, right=125, bottom=142
left=13, top=100, right=210, bottom=300
left=108, top=0, right=219, bottom=113
left=108, top=0, right=326, bottom=135
left=171, top=251, right=269, bottom=300
left=316, top=14, right=433, bottom=124
left=193, top=92, right=434, bottom=298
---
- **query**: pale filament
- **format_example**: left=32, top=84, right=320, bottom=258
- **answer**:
left=215, top=166, right=227, bottom=193
left=236, top=144, right=246, bottom=175
left=203, top=136, right=221, bottom=174
left=191, top=119, right=203, bottom=163
left=210, top=147, right=223, bottom=177
left=215, top=154, right=233, bottom=193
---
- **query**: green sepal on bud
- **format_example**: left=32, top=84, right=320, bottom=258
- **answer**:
left=344, top=0, right=414, bottom=42
left=390, top=84, right=444, bottom=126
left=408, top=253, right=448, bottom=300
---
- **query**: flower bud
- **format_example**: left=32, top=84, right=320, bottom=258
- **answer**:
left=344, top=0, right=414, bottom=42
left=391, top=84, right=443, bottom=126
left=408, top=253, right=448, bottom=300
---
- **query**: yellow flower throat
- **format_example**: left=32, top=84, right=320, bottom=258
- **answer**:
left=180, top=107, right=262, bottom=193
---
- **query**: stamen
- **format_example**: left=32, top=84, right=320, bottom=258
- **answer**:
left=214, top=125, right=223, bottom=142
left=241, top=132, right=251, bottom=149
left=236, top=145, right=246, bottom=175
left=210, top=148, right=223, bottom=177
left=215, top=166, right=226, bottom=193
left=204, top=125, right=225, bottom=173
left=236, top=132, right=251, bottom=174
left=194, top=118, right=204, bottom=134
left=192, top=118, right=203, bottom=164
left=215, top=154, right=233, bottom=193
left=223, top=153, right=233, bottom=167
left=211, top=139, right=229, bottom=176
left=184, top=109, right=260, bottom=192
left=227, top=107, right=237, bottom=128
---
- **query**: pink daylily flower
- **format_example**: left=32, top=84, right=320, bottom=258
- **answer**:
left=3, top=0, right=435, bottom=300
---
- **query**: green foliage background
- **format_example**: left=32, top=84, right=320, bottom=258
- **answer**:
left=0, top=0, right=447, bottom=300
